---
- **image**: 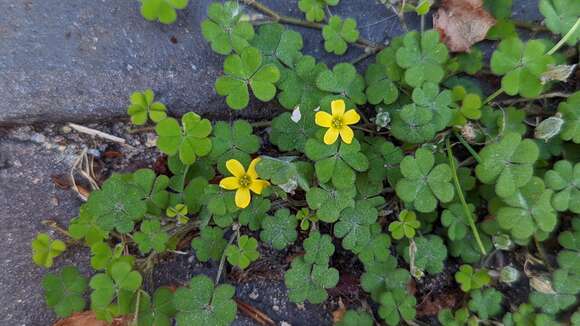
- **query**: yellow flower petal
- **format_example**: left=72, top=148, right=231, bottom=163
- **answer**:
left=235, top=188, right=251, bottom=208
left=225, top=159, right=245, bottom=177
left=247, top=157, right=261, bottom=179
left=219, top=177, right=240, bottom=190
left=249, top=180, right=270, bottom=195
left=331, top=99, right=345, bottom=117
left=339, top=126, right=354, bottom=144
left=315, top=111, right=333, bottom=128
left=343, top=109, right=360, bottom=125
left=323, top=128, right=340, bottom=145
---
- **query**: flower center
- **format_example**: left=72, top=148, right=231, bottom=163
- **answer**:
left=331, top=117, right=344, bottom=129
left=238, top=174, right=252, bottom=188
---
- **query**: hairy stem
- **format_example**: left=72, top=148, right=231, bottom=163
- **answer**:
left=446, top=137, right=487, bottom=255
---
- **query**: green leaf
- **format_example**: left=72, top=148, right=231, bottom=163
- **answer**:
left=68, top=206, right=108, bottom=246
left=238, top=197, right=271, bottom=231
left=334, top=200, right=378, bottom=251
left=252, top=23, right=303, bottom=67
left=136, top=287, right=176, bottom=326
left=260, top=209, right=298, bottom=250
left=455, top=264, right=491, bottom=292
left=355, top=224, right=392, bottom=265
left=306, top=184, right=356, bottom=222
left=496, top=176, right=557, bottom=241
left=490, top=38, right=554, bottom=98
left=336, top=309, right=374, bottom=326
left=390, top=104, right=437, bottom=144
left=450, top=232, right=493, bottom=264
left=395, top=148, right=454, bottom=213
left=484, top=0, right=512, bottom=19
left=316, top=63, right=366, bottom=105
left=558, top=91, right=580, bottom=143
left=277, top=56, right=330, bottom=112
left=174, top=275, right=236, bottom=326
left=362, top=137, right=403, bottom=186
left=191, top=227, right=227, bottom=262
left=155, top=112, right=213, bottom=165
left=411, top=82, right=453, bottom=132
left=361, top=255, right=410, bottom=300
left=284, top=256, right=339, bottom=304
left=378, top=289, right=417, bottom=326
left=539, top=0, right=580, bottom=46
left=32, top=233, right=66, bottom=268
left=215, top=47, right=280, bottom=109
left=530, top=291, right=577, bottom=315
left=225, top=235, right=260, bottom=269
left=468, top=288, right=503, bottom=319
left=42, top=266, right=87, bottom=317
left=365, top=60, right=399, bottom=105
left=127, top=89, right=167, bottom=125
left=442, top=203, right=475, bottom=241
left=86, top=174, right=147, bottom=233
left=303, top=231, right=335, bottom=266
left=201, top=1, right=254, bottom=54
left=322, top=16, right=359, bottom=55
left=133, top=219, right=169, bottom=254
left=298, top=0, right=339, bottom=22
left=140, top=0, right=189, bottom=24
left=389, top=209, right=421, bottom=240
left=438, top=307, right=470, bottom=326
left=476, top=132, right=539, bottom=198
left=209, top=120, right=260, bottom=174
left=404, top=235, right=448, bottom=274
left=545, top=160, right=580, bottom=213
left=256, top=156, right=313, bottom=192
left=129, top=168, right=171, bottom=215
left=487, top=19, right=517, bottom=40
left=396, top=30, right=449, bottom=88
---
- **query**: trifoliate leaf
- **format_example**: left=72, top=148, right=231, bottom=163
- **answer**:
left=277, top=55, right=329, bottom=112
left=468, top=288, right=503, bottom=319
left=284, top=257, right=339, bottom=304
left=140, top=0, right=189, bottom=24
left=442, top=203, right=475, bottom=241
left=455, top=265, right=491, bottom=292
left=136, top=287, right=176, bottom=326
left=390, top=104, right=437, bottom=144
left=411, top=82, right=453, bottom=131
left=201, top=1, right=254, bottom=55
left=454, top=47, right=484, bottom=75
left=378, top=289, right=417, bottom=326
left=256, top=156, right=313, bottom=192
left=127, top=89, right=167, bottom=125
left=316, top=63, right=366, bottom=105
left=252, top=23, right=303, bottom=67
left=133, top=219, right=169, bottom=254
left=396, top=148, right=454, bottom=213
left=215, top=47, right=280, bottom=109
left=270, top=110, right=318, bottom=152
left=225, top=235, right=259, bottom=269
left=191, top=227, right=227, bottom=262
left=68, top=206, right=108, bottom=246
left=334, top=200, right=378, bottom=251
left=362, top=137, right=403, bottom=186
left=475, top=132, right=539, bottom=198
left=306, top=184, right=356, bottom=223
left=404, top=235, right=448, bottom=274
left=487, top=19, right=517, bottom=40
left=396, top=30, right=449, bottom=88
left=361, top=256, right=411, bottom=300
left=174, top=275, right=236, bottom=326
left=365, top=60, right=399, bottom=105
left=89, top=242, right=134, bottom=271
left=128, top=168, right=171, bottom=215
left=303, top=231, right=335, bottom=266
left=490, top=37, right=554, bottom=98
left=209, top=120, right=260, bottom=174
left=238, top=197, right=271, bottom=231
left=298, top=0, right=339, bottom=22
left=155, top=112, right=212, bottom=165
left=497, top=177, right=557, bottom=241
left=260, top=209, right=298, bottom=250
left=545, top=160, right=580, bottom=213
left=558, top=91, right=580, bottom=143
left=530, top=291, right=577, bottom=315
left=539, top=0, right=580, bottom=46
left=438, top=307, right=470, bottom=326
left=355, top=224, right=392, bottom=265
left=322, top=16, right=359, bottom=55
left=42, top=266, right=87, bottom=317
left=32, top=233, right=66, bottom=268
left=336, top=309, right=374, bottom=326
left=450, top=232, right=493, bottom=263
left=389, top=209, right=421, bottom=240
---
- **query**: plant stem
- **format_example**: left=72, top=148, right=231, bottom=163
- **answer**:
left=446, top=137, right=487, bottom=255
left=492, top=91, right=571, bottom=106
left=484, top=88, right=504, bottom=105
left=215, top=226, right=239, bottom=284
left=547, top=18, right=580, bottom=55
left=454, top=132, right=482, bottom=163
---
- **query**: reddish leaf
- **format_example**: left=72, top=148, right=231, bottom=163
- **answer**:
left=433, top=0, right=496, bottom=52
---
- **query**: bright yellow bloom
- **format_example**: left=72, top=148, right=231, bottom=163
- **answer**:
left=315, top=99, right=361, bottom=145
left=219, top=158, right=270, bottom=209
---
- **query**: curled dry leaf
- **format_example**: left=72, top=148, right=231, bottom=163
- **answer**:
left=53, top=311, right=132, bottom=326
left=433, top=0, right=496, bottom=52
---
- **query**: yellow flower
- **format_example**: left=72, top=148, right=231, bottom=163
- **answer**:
left=315, top=99, right=361, bottom=145
left=219, top=158, right=270, bottom=209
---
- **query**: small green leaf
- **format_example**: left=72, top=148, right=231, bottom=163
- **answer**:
left=32, top=233, right=66, bottom=268
left=260, top=209, right=298, bottom=250
left=127, top=89, right=167, bottom=125
left=306, top=184, right=356, bottom=222
left=389, top=209, right=421, bottom=240
left=545, top=160, right=580, bottom=213
left=42, top=266, right=87, bottom=317
left=378, top=289, right=417, bottom=326
left=303, top=231, right=335, bottom=266
left=277, top=56, right=330, bottom=112
left=404, top=235, right=448, bottom=274
left=209, top=120, right=260, bottom=174
left=322, top=16, right=359, bottom=55
left=316, top=63, right=366, bottom=105
left=455, top=264, right=491, bottom=292
left=225, top=235, right=260, bottom=269
left=335, top=201, right=378, bottom=251
left=396, top=30, right=449, bottom=87
left=539, top=0, right=580, bottom=46
left=558, top=91, right=580, bottom=143
left=133, top=219, right=169, bottom=254
left=191, top=227, right=227, bottom=262
left=252, top=23, right=303, bottom=67
left=284, top=256, right=339, bottom=304
left=298, top=0, right=339, bottom=22
left=141, top=0, right=189, bottom=24
left=336, top=309, right=374, bottom=326
left=468, top=288, right=503, bottom=319
left=155, top=112, right=213, bottom=165
left=201, top=1, right=254, bottom=54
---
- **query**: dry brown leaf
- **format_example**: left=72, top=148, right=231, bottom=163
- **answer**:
left=53, top=311, right=132, bottom=326
left=332, top=298, right=347, bottom=324
left=433, top=0, right=496, bottom=52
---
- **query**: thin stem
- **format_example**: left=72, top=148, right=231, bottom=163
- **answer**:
left=446, top=137, right=487, bottom=255
left=547, top=18, right=580, bottom=55
left=484, top=88, right=504, bottom=105
left=534, top=235, right=554, bottom=271
left=492, top=91, right=572, bottom=106
left=454, top=132, right=482, bottom=163
left=215, top=226, right=239, bottom=284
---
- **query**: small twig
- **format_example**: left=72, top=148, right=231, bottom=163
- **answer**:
left=129, top=126, right=155, bottom=134
left=512, top=20, right=549, bottom=33
left=41, top=220, right=75, bottom=240
left=68, top=123, right=128, bottom=145
left=533, top=236, right=554, bottom=272
left=235, top=299, right=276, bottom=326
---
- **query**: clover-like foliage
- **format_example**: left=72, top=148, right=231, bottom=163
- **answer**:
left=303, top=231, right=335, bottom=266
left=438, top=308, right=470, bottom=326
left=225, top=235, right=260, bottom=269
left=389, top=210, right=420, bottom=240
left=378, top=288, right=417, bottom=326
left=496, top=177, right=557, bottom=241
left=136, top=287, right=177, bottom=326
left=201, top=1, right=254, bottom=55
left=284, top=256, right=339, bottom=304
left=68, top=206, right=109, bottom=246
left=306, top=184, right=356, bottom=222
left=256, top=156, right=313, bottom=192
left=129, top=168, right=171, bottom=215
left=468, top=288, right=503, bottom=320
left=539, top=0, right=580, bottom=46
left=127, top=89, right=167, bottom=125
left=174, top=275, right=236, bottom=326
left=336, top=309, right=374, bottom=326
left=277, top=56, right=329, bottom=112
left=32, top=233, right=66, bottom=268
left=355, top=224, right=392, bottom=265
left=442, top=203, right=475, bottom=241
left=252, top=23, right=303, bottom=67
left=298, top=0, right=339, bottom=22
left=558, top=91, right=580, bottom=143
left=475, top=132, right=539, bottom=198
left=395, top=30, right=449, bottom=87
left=490, top=38, right=554, bottom=98
left=133, top=219, right=169, bottom=254
left=191, top=226, right=227, bottom=262
left=140, top=0, right=189, bottom=24
left=322, top=16, right=359, bottom=55
left=215, top=47, right=281, bottom=109
left=455, top=264, right=491, bottom=292
left=545, top=160, right=580, bottom=213
left=42, top=266, right=87, bottom=317
left=155, top=112, right=212, bottom=165
left=365, top=48, right=400, bottom=105
left=396, top=148, right=454, bottom=213
left=238, top=197, right=271, bottom=231
left=316, top=63, right=366, bottom=105
left=209, top=120, right=261, bottom=174
left=260, top=209, right=298, bottom=250
left=361, top=255, right=410, bottom=300
left=334, top=200, right=378, bottom=251
left=404, top=235, right=448, bottom=274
